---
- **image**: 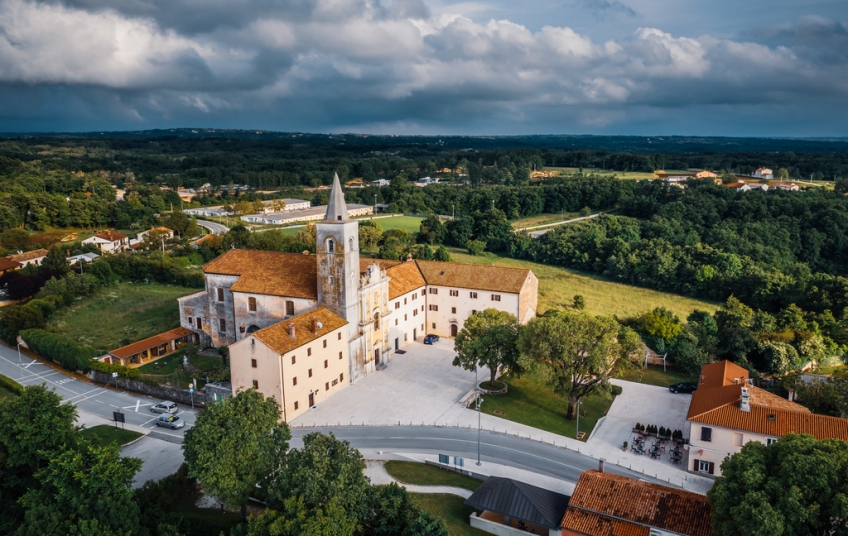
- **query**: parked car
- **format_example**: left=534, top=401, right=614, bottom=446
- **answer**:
left=423, top=334, right=440, bottom=345
left=669, top=382, right=697, bottom=394
left=156, top=414, right=185, bottom=429
left=150, top=401, right=178, bottom=414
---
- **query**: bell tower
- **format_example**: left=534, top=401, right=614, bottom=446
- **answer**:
left=316, top=173, right=360, bottom=337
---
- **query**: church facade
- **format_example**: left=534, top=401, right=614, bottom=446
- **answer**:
left=177, top=174, right=538, bottom=421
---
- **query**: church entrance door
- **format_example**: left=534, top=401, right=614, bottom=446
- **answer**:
left=374, top=348, right=380, bottom=365
left=308, top=392, right=314, bottom=407
left=450, top=324, right=458, bottom=337
left=395, top=338, right=399, bottom=351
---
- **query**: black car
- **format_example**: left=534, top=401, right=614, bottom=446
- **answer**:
left=669, top=382, right=697, bottom=394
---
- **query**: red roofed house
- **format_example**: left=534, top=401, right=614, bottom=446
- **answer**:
left=9, top=248, right=48, bottom=267
left=687, top=360, right=848, bottom=477
left=82, top=230, right=129, bottom=253
left=105, top=327, right=197, bottom=367
left=0, top=257, right=22, bottom=274
left=561, top=469, right=715, bottom=536
left=752, top=167, right=774, bottom=179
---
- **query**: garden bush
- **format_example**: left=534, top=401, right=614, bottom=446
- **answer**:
left=19, top=329, right=99, bottom=373
left=0, top=373, right=23, bottom=395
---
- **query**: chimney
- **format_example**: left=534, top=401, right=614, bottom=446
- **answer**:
left=598, top=459, right=605, bottom=473
left=288, top=324, right=296, bottom=338
left=311, top=318, right=317, bottom=334
left=734, top=378, right=739, bottom=385
left=788, top=389, right=796, bottom=402
left=740, top=386, right=751, bottom=412
left=406, top=253, right=413, bottom=262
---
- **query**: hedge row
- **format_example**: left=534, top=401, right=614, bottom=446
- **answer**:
left=0, top=373, right=23, bottom=396
left=19, top=329, right=99, bottom=373
left=90, top=360, right=142, bottom=380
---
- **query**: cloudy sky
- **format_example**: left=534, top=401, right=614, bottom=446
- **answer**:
left=0, top=0, right=846, bottom=135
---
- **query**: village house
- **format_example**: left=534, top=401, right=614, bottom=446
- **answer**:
left=723, top=181, right=768, bottom=192
left=130, top=227, right=175, bottom=249
left=769, top=181, right=800, bottom=191
left=752, top=167, right=774, bottom=179
left=0, top=257, right=21, bottom=274
left=560, top=468, right=715, bottom=536
left=177, top=173, right=538, bottom=421
left=7, top=248, right=48, bottom=267
left=81, top=230, right=129, bottom=253
left=687, top=360, right=848, bottom=477
left=104, top=327, right=197, bottom=368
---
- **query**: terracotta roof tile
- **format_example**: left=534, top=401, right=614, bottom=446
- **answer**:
left=697, top=360, right=749, bottom=389
left=416, top=260, right=532, bottom=294
left=560, top=508, right=649, bottom=536
left=202, top=249, right=318, bottom=299
left=385, top=261, right=426, bottom=299
left=253, top=306, right=347, bottom=355
left=109, top=327, right=194, bottom=359
left=562, top=471, right=715, bottom=536
left=9, top=249, right=47, bottom=262
left=0, top=257, right=22, bottom=271
left=95, top=230, right=128, bottom=241
left=690, top=403, right=848, bottom=440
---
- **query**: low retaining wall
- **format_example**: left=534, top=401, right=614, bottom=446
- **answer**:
left=89, top=370, right=211, bottom=408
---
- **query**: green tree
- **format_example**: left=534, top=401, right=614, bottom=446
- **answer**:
left=359, top=220, right=383, bottom=250
left=417, top=215, right=446, bottom=245
left=466, top=239, right=486, bottom=256
left=453, top=309, right=521, bottom=385
left=0, top=385, right=80, bottom=533
left=433, top=245, right=451, bottom=262
left=776, top=168, right=790, bottom=179
left=572, top=295, right=586, bottom=310
left=182, top=389, right=290, bottom=520
left=518, top=310, right=640, bottom=420
left=42, top=244, right=70, bottom=273
left=0, top=228, right=29, bottom=251
left=708, top=434, right=848, bottom=536
left=714, top=296, right=756, bottom=363
left=17, top=443, right=144, bottom=536
left=0, top=304, right=45, bottom=344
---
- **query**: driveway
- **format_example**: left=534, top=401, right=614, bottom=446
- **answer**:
left=291, top=340, right=478, bottom=427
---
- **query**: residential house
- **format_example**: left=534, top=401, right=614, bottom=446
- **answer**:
left=8, top=248, right=47, bottom=267
left=770, top=182, right=800, bottom=192
left=371, top=179, right=391, bottom=187
left=68, top=252, right=99, bottom=266
left=0, top=257, right=21, bottom=274
left=130, top=227, right=175, bottom=249
left=752, top=167, right=774, bottom=179
left=723, top=181, right=768, bottom=192
left=82, top=231, right=129, bottom=253
left=465, top=477, right=570, bottom=536
left=560, top=469, right=715, bottom=536
left=687, top=360, right=848, bottom=477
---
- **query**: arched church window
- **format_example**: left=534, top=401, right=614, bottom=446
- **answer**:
left=374, top=311, right=380, bottom=330
left=327, top=239, right=335, bottom=252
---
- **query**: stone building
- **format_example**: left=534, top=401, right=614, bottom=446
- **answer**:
left=178, top=173, right=538, bottom=421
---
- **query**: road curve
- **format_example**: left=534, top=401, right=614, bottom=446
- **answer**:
left=196, top=219, right=229, bottom=235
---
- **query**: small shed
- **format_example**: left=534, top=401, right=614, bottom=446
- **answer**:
left=107, top=327, right=196, bottom=367
left=465, top=477, right=570, bottom=536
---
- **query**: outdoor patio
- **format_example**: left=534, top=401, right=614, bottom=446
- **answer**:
left=626, top=433, right=688, bottom=469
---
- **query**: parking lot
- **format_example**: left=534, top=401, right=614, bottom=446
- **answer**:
left=290, top=339, right=478, bottom=427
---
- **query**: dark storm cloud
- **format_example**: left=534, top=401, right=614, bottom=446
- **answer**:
left=577, top=0, right=637, bottom=20
left=0, top=0, right=845, bottom=134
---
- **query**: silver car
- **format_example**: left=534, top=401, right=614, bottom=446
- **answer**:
left=156, top=414, right=185, bottom=429
left=150, top=401, right=178, bottom=414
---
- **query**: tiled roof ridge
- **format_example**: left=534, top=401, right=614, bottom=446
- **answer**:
left=252, top=306, right=348, bottom=355
left=415, top=258, right=532, bottom=274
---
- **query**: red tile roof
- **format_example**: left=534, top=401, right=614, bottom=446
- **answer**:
left=697, top=360, right=749, bottom=389
left=9, top=248, right=47, bottom=262
left=0, top=257, right=22, bottom=271
left=253, top=306, right=347, bottom=355
left=109, top=327, right=194, bottom=359
left=202, top=249, right=318, bottom=299
left=95, top=230, right=128, bottom=242
left=561, top=471, right=715, bottom=536
left=416, top=260, right=532, bottom=293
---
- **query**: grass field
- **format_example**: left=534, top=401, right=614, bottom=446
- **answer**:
left=511, top=212, right=582, bottom=229
left=80, top=424, right=143, bottom=447
left=363, top=215, right=426, bottom=234
left=543, top=167, right=658, bottom=180
left=385, top=461, right=483, bottom=492
left=48, top=283, right=199, bottom=353
left=445, top=248, right=718, bottom=320
left=620, top=365, right=697, bottom=387
left=138, top=353, right=225, bottom=388
left=478, top=371, right=615, bottom=441
left=410, top=494, right=487, bottom=536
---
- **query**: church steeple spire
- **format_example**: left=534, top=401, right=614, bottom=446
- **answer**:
left=324, top=172, right=347, bottom=222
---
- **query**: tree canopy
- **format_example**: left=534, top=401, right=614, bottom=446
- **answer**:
left=453, top=308, right=521, bottom=385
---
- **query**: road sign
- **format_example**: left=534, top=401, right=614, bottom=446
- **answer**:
left=111, top=372, right=118, bottom=378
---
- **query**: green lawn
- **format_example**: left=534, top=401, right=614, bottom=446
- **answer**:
left=410, top=494, right=488, bottom=536
left=80, top=424, right=143, bottom=447
left=445, top=248, right=718, bottom=320
left=363, top=215, right=425, bottom=234
left=138, top=353, right=226, bottom=389
left=385, top=461, right=483, bottom=492
left=619, top=364, right=697, bottom=388
left=478, top=372, right=615, bottom=441
left=47, top=283, right=198, bottom=353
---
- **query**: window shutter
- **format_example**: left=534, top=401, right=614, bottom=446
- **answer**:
left=693, top=459, right=699, bottom=472
left=708, top=462, right=715, bottom=475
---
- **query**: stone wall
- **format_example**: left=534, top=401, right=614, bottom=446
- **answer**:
left=89, top=371, right=213, bottom=408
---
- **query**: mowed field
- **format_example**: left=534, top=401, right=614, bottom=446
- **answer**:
left=47, top=283, right=199, bottom=352
left=274, top=215, right=425, bottom=237
left=542, top=167, right=658, bottom=180
left=445, top=248, right=718, bottom=319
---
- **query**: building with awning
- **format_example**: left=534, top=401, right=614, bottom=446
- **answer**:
left=106, top=327, right=197, bottom=367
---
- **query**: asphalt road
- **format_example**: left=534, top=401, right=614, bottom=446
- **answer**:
left=0, top=342, right=197, bottom=441
left=196, top=219, right=229, bottom=235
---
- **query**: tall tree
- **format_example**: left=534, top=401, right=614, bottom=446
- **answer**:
left=453, top=308, right=521, bottom=385
left=182, top=389, right=290, bottom=520
left=518, top=310, right=640, bottom=420
left=708, top=434, right=848, bottom=536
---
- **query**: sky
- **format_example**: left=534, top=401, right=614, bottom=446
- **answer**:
left=0, top=0, right=846, bottom=136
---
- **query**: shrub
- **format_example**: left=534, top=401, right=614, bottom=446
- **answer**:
left=90, top=360, right=142, bottom=380
left=466, top=239, right=487, bottom=256
left=19, top=329, right=99, bottom=372
left=0, top=305, right=45, bottom=344
left=635, top=422, right=642, bottom=431
left=0, top=373, right=23, bottom=396
left=611, top=384, right=623, bottom=396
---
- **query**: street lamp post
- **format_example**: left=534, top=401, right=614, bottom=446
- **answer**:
left=17, top=341, right=23, bottom=379
left=476, top=366, right=483, bottom=466
left=575, top=399, right=582, bottom=439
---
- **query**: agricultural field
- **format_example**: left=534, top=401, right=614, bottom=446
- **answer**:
left=47, top=283, right=198, bottom=353
left=542, top=167, right=658, bottom=180
left=445, top=248, right=719, bottom=320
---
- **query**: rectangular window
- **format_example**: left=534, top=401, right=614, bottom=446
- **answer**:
left=338, top=332, right=342, bottom=340
left=325, top=382, right=330, bottom=391
left=219, top=318, right=226, bottom=333
left=450, top=290, right=459, bottom=297
left=395, top=319, right=398, bottom=326
left=252, top=380, right=258, bottom=389
left=404, top=334, right=408, bottom=341
left=187, top=316, right=193, bottom=325
left=767, top=438, right=778, bottom=446
left=286, top=301, right=295, bottom=316
left=251, top=359, right=257, bottom=368
left=405, top=297, right=409, bottom=304
left=332, top=379, right=338, bottom=386
left=324, top=360, right=328, bottom=368
left=491, top=294, right=501, bottom=301
left=217, top=288, right=224, bottom=301
left=293, top=377, right=297, bottom=386
left=429, top=288, right=436, bottom=294
left=470, top=292, right=477, bottom=299
left=733, top=433, right=743, bottom=447
left=294, top=401, right=299, bottom=410
left=429, top=305, right=438, bottom=311
left=413, top=310, right=417, bottom=317
left=307, top=348, right=312, bottom=356
left=196, top=317, right=202, bottom=329
left=700, top=427, right=713, bottom=442
left=322, top=340, right=326, bottom=348
left=421, top=306, right=424, bottom=312
left=472, top=310, right=477, bottom=315
left=248, top=297, right=257, bottom=312
left=339, top=351, right=343, bottom=360
left=432, top=323, right=436, bottom=329
left=308, top=369, right=313, bottom=378
left=395, top=302, right=400, bottom=309
left=451, top=307, right=456, bottom=314
left=421, top=291, right=425, bottom=298
left=698, top=460, right=715, bottom=474
left=340, top=373, right=344, bottom=382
